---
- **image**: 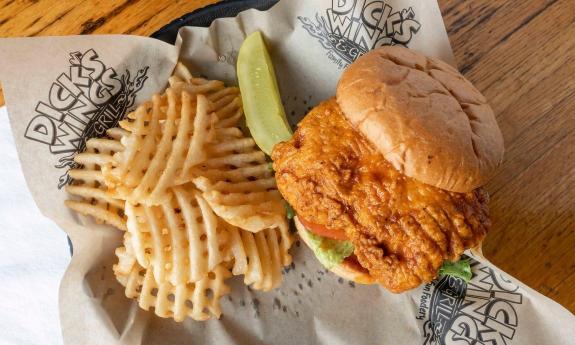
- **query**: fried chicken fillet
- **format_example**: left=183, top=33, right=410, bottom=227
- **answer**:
left=272, top=99, right=490, bottom=292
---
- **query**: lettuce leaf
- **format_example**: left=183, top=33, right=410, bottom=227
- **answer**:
left=284, top=202, right=295, bottom=219
left=439, top=259, right=472, bottom=282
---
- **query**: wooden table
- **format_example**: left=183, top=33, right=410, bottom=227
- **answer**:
left=1, top=0, right=573, bottom=313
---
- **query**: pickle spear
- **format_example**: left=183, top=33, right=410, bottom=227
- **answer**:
left=237, top=31, right=292, bottom=155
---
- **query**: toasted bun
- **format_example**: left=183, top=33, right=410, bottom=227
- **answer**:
left=294, top=217, right=374, bottom=285
left=336, top=46, right=504, bottom=192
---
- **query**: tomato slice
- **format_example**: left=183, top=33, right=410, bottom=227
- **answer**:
left=298, top=217, right=348, bottom=241
left=342, top=254, right=370, bottom=275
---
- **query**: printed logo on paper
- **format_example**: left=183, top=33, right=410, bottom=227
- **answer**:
left=23, top=49, right=149, bottom=188
left=298, top=0, right=421, bottom=69
left=417, top=256, right=523, bottom=345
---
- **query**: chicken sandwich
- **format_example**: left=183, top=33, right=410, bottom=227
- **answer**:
left=271, top=46, right=504, bottom=292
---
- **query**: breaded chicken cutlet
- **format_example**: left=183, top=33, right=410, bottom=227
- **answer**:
left=273, top=99, right=490, bottom=292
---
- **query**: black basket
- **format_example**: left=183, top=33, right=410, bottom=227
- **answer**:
left=151, top=0, right=279, bottom=44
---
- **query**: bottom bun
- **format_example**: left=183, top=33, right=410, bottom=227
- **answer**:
left=294, top=216, right=375, bottom=285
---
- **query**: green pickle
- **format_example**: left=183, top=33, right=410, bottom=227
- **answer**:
left=237, top=31, right=292, bottom=155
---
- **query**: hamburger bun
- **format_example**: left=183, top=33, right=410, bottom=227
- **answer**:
left=336, top=46, right=504, bottom=193
left=294, top=216, right=374, bottom=285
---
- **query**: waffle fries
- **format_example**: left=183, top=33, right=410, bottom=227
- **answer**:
left=114, top=234, right=232, bottom=322
left=125, top=186, right=232, bottom=285
left=106, top=79, right=242, bottom=206
left=125, top=186, right=293, bottom=292
left=65, top=63, right=294, bottom=322
left=190, top=108, right=286, bottom=233
left=106, top=90, right=211, bottom=205
left=65, top=128, right=128, bottom=231
left=225, top=222, right=293, bottom=291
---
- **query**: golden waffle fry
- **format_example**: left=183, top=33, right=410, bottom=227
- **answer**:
left=125, top=183, right=293, bottom=290
left=171, top=62, right=194, bottom=83
left=190, top=125, right=286, bottom=233
left=169, top=62, right=226, bottom=96
left=169, top=62, right=242, bottom=128
left=224, top=221, right=293, bottom=291
left=107, top=90, right=212, bottom=204
left=117, top=89, right=241, bottom=132
left=170, top=78, right=226, bottom=96
left=114, top=234, right=231, bottom=322
left=108, top=86, right=242, bottom=205
left=66, top=63, right=295, bottom=323
left=65, top=129, right=128, bottom=231
left=174, top=91, right=244, bottom=184
left=125, top=185, right=233, bottom=285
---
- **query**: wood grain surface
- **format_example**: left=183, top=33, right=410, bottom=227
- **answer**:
left=0, top=0, right=573, bottom=313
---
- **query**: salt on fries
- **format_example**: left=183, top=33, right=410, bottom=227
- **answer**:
left=65, top=63, right=293, bottom=322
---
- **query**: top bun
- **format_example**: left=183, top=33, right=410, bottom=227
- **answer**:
left=336, top=46, right=504, bottom=192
